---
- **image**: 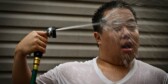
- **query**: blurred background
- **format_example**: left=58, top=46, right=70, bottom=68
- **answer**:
left=0, top=0, right=167, bottom=84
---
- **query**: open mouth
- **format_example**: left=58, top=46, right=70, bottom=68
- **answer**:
left=121, top=42, right=132, bottom=48
left=121, top=44, right=132, bottom=48
left=121, top=42, right=133, bottom=53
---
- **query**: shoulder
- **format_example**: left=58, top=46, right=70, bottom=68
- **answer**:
left=136, top=60, right=166, bottom=73
left=134, top=60, right=167, bottom=83
left=135, top=59, right=167, bottom=78
left=57, top=59, right=93, bottom=69
left=54, top=58, right=94, bottom=73
left=50, top=59, right=95, bottom=79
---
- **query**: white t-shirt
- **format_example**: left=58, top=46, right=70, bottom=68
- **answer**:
left=36, top=58, right=168, bottom=84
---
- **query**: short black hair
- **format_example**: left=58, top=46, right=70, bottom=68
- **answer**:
left=92, top=0, right=137, bottom=33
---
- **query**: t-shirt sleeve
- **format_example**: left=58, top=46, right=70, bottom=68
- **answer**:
left=163, top=74, right=168, bottom=84
left=35, top=61, right=86, bottom=84
left=36, top=66, right=60, bottom=84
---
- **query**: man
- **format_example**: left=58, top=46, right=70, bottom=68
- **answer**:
left=12, top=0, right=167, bottom=84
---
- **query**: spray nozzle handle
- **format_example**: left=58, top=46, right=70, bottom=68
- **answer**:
left=33, top=27, right=57, bottom=58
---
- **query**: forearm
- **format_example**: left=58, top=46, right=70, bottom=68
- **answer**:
left=12, top=52, right=31, bottom=84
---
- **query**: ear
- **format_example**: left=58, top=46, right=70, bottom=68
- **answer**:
left=93, top=32, right=102, bottom=45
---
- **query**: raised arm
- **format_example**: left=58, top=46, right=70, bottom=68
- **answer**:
left=12, top=31, right=48, bottom=84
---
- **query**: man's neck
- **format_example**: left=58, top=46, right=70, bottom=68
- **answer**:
left=97, top=57, right=132, bottom=69
left=96, top=57, right=133, bottom=82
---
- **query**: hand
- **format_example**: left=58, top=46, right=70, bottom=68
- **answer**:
left=15, top=31, right=48, bottom=57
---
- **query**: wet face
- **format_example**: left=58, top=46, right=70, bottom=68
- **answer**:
left=95, top=8, right=139, bottom=66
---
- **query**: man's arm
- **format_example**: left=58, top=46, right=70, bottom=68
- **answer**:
left=12, top=31, right=48, bottom=84
left=12, top=51, right=32, bottom=84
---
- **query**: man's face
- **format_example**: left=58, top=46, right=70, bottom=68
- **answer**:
left=98, top=8, right=139, bottom=66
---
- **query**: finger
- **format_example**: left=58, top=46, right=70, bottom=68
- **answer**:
left=38, top=46, right=46, bottom=53
left=37, top=39, right=47, bottom=49
left=37, top=46, right=46, bottom=53
left=36, top=31, right=48, bottom=38
left=37, top=34, right=48, bottom=44
left=33, top=44, right=46, bottom=54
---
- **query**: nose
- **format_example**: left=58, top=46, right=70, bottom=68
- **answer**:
left=121, top=27, right=131, bottom=39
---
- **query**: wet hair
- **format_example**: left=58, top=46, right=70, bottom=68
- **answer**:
left=92, top=0, right=137, bottom=33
